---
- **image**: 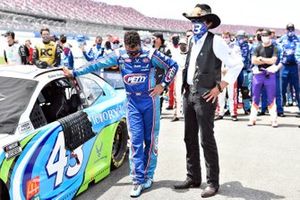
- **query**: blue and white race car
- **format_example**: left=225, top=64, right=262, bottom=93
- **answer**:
left=0, top=65, right=128, bottom=200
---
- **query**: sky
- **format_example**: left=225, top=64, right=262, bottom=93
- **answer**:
left=97, top=0, right=299, bottom=30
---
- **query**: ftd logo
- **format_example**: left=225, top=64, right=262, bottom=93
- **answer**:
left=124, top=74, right=147, bottom=85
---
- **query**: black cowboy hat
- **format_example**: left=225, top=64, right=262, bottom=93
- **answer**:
left=183, top=4, right=221, bottom=29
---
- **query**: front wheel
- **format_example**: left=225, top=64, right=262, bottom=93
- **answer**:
left=111, top=119, right=128, bottom=169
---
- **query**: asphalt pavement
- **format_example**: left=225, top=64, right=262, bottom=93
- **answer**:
left=76, top=106, right=300, bottom=200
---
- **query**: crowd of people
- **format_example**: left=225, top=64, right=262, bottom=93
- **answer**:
left=1, top=3, right=300, bottom=197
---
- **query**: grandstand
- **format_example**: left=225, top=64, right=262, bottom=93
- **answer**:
left=0, top=0, right=293, bottom=37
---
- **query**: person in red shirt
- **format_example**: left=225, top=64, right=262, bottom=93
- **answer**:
left=25, top=39, right=34, bottom=64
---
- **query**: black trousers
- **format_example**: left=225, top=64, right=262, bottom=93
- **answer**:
left=183, top=90, right=219, bottom=187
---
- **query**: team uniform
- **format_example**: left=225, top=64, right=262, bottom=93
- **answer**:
left=83, top=44, right=105, bottom=61
left=60, top=44, right=74, bottom=69
left=72, top=47, right=178, bottom=185
left=33, top=41, right=61, bottom=68
left=278, top=34, right=300, bottom=111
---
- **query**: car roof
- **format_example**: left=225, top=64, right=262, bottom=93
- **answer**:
left=0, top=65, right=63, bottom=80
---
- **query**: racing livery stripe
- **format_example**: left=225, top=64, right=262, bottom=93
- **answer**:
left=76, top=122, right=118, bottom=196
left=0, top=131, right=39, bottom=185
left=0, top=152, right=5, bottom=172
left=12, top=124, right=60, bottom=200
left=21, top=132, right=53, bottom=196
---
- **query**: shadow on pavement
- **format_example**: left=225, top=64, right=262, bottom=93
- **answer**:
left=75, top=156, right=130, bottom=200
left=219, top=181, right=285, bottom=200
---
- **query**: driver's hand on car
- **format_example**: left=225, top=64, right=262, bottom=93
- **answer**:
left=62, top=67, right=73, bottom=78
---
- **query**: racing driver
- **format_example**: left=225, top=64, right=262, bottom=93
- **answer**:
left=63, top=31, right=178, bottom=198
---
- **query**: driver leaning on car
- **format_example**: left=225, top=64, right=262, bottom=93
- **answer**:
left=63, top=31, right=178, bottom=198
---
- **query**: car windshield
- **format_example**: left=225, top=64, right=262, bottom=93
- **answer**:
left=0, top=76, right=38, bottom=134
left=100, top=71, right=124, bottom=89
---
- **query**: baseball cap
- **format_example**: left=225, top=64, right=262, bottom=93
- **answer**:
left=286, top=23, right=295, bottom=31
left=2, top=31, right=15, bottom=39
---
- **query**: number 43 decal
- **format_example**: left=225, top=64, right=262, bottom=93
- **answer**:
left=46, top=131, right=84, bottom=187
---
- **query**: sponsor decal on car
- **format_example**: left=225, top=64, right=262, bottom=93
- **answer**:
left=3, top=141, right=22, bottom=159
left=26, top=176, right=40, bottom=200
left=18, top=121, right=34, bottom=134
left=90, top=104, right=125, bottom=125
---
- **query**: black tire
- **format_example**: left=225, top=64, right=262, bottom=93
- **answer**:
left=0, top=180, right=9, bottom=200
left=111, top=119, right=128, bottom=169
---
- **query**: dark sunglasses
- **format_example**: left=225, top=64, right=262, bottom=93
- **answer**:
left=287, top=27, right=295, bottom=32
left=127, top=49, right=141, bottom=57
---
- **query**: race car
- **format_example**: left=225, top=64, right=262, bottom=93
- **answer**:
left=0, top=65, right=128, bottom=200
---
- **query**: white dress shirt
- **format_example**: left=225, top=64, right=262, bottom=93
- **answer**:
left=187, top=32, right=243, bottom=85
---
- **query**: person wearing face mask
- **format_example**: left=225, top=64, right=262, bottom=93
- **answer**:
left=277, top=23, right=300, bottom=117
left=173, top=4, right=243, bottom=198
left=249, top=29, right=279, bottom=127
left=81, top=35, right=105, bottom=62
left=259, top=30, right=285, bottom=117
left=33, top=27, right=61, bottom=68
left=235, top=30, right=252, bottom=115
left=215, top=31, right=241, bottom=121
left=2, top=31, right=27, bottom=65
left=63, top=31, right=178, bottom=198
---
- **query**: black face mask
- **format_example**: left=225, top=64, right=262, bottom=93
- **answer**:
left=256, top=34, right=262, bottom=42
left=172, top=37, right=179, bottom=46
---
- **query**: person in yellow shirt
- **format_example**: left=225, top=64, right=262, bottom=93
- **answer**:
left=33, top=27, right=60, bottom=68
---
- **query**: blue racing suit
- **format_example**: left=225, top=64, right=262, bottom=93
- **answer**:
left=73, top=47, right=178, bottom=184
left=278, top=34, right=300, bottom=110
left=83, top=44, right=105, bottom=61
left=237, top=40, right=251, bottom=112
left=60, top=46, right=74, bottom=69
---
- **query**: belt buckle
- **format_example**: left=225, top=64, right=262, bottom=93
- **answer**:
left=135, top=92, right=142, bottom=96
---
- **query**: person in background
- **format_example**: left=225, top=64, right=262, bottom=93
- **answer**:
left=33, top=27, right=60, bottom=68
left=171, top=38, right=188, bottom=121
left=278, top=23, right=300, bottom=117
left=249, top=29, right=279, bottom=127
left=63, top=31, right=178, bottom=198
left=152, top=32, right=172, bottom=114
left=2, top=31, right=27, bottom=65
left=215, top=31, right=240, bottom=121
left=235, top=30, right=252, bottom=115
left=168, top=34, right=181, bottom=111
left=59, top=34, right=74, bottom=69
left=81, top=35, right=105, bottom=61
left=112, top=36, right=122, bottom=49
left=24, top=39, right=34, bottom=64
